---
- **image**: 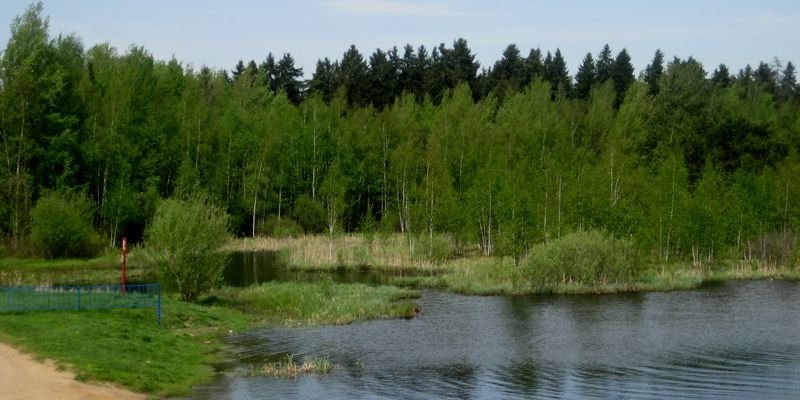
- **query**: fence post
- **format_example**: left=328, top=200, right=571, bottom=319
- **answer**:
left=77, top=287, right=81, bottom=310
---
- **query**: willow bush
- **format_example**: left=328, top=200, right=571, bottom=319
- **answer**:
left=144, top=196, right=230, bottom=301
left=524, top=230, right=638, bottom=290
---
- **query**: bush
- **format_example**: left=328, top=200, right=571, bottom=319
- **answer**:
left=30, top=192, right=101, bottom=258
left=258, top=216, right=304, bottom=238
left=292, top=194, right=326, bottom=234
left=523, top=230, right=638, bottom=289
left=144, top=196, right=230, bottom=301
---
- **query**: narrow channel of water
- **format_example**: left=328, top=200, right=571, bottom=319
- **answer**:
left=224, top=251, right=422, bottom=287
left=190, top=278, right=800, bottom=399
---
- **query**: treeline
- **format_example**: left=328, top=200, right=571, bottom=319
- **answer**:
left=1, top=3, right=799, bottom=266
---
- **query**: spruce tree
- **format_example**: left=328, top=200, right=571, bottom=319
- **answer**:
left=340, top=45, right=369, bottom=106
left=308, top=57, right=338, bottom=102
left=711, top=64, right=732, bottom=87
left=524, top=48, right=544, bottom=85
left=611, top=48, right=634, bottom=107
left=596, top=44, right=613, bottom=83
left=644, top=49, right=664, bottom=95
left=574, top=52, right=596, bottom=99
left=779, top=61, right=797, bottom=102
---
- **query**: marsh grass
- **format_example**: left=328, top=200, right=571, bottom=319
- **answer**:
left=393, top=255, right=795, bottom=296
left=214, top=281, right=420, bottom=326
left=248, top=354, right=334, bottom=378
left=0, top=252, right=154, bottom=286
left=226, top=234, right=454, bottom=272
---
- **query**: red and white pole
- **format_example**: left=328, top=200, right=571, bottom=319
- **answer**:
left=121, top=237, right=127, bottom=295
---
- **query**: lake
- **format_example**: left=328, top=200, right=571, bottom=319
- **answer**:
left=195, top=256, right=800, bottom=399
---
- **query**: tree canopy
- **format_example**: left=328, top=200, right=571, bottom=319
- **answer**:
left=2, top=3, right=799, bottom=270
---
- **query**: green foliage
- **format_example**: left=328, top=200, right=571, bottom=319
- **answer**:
left=2, top=2, right=800, bottom=276
left=29, top=192, right=101, bottom=258
left=258, top=216, right=304, bottom=238
left=0, top=295, right=248, bottom=396
left=292, top=194, right=326, bottom=234
left=216, top=281, right=420, bottom=326
left=144, top=196, right=230, bottom=301
left=524, top=230, right=638, bottom=290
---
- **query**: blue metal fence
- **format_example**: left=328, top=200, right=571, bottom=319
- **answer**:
left=0, top=284, right=161, bottom=325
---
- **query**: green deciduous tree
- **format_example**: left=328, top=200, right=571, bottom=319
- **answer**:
left=144, top=196, right=230, bottom=301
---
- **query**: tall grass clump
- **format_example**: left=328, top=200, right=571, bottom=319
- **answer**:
left=216, top=281, right=420, bottom=326
left=524, top=230, right=638, bottom=291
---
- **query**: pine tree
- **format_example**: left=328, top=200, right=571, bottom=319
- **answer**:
left=308, top=57, right=338, bottom=102
left=232, top=59, right=245, bottom=81
left=448, top=38, right=480, bottom=87
left=644, top=49, right=664, bottom=95
left=275, top=53, right=304, bottom=104
left=524, top=48, right=544, bottom=85
left=574, top=52, right=596, bottom=99
left=368, top=48, right=398, bottom=109
left=544, top=49, right=571, bottom=97
left=754, top=61, right=777, bottom=95
left=779, top=61, right=797, bottom=102
left=259, top=53, right=277, bottom=90
left=596, top=44, right=613, bottom=83
left=340, top=45, right=369, bottom=107
left=711, top=64, right=732, bottom=87
left=487, top=44, right=526, bottom=98
left=610, top=48, right=634, bottom=106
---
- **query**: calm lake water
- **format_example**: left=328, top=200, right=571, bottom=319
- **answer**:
left=197, top=255, right=800, bottom=399
left=224, top=251, right=424, bottom=286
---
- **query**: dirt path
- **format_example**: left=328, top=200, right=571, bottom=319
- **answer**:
left=0, top=342, right=145, bottom=400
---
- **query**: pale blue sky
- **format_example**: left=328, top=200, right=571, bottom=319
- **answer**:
left=1, top=1, right=798, bottom=77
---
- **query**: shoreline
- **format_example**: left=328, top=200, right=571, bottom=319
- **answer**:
left=1, top=239, right=797, bottom=396
left=0, top=342, right=145, bottom=400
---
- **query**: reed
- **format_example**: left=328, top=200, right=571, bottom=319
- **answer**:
left=214, top=280, right=421, bottom=326
left=249, top=354, right=334, bottom=378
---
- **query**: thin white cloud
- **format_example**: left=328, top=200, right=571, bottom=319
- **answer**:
left=328, top=0, right=454, bottom=17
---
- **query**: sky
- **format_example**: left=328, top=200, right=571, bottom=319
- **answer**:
left=1, top=0, right=799, bottom=78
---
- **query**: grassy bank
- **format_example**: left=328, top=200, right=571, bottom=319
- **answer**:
left=0, top=252, right=154, bottom=286
left=213, top=280, right=420, bottom=326
left=0, top=295, right=249, bottom=397
left=390, top=256, right=799, bottom=295
left=0, top=254, right=423, bottom=396
left=227, top=234, right=798, bottom=296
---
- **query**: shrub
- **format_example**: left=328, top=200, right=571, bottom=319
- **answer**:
left=30, top=192, right=101, bottom=258
left=144, top=196, right=230, bottom=301
left=292, top=194, right=326, bottom=234
left=258, top=216, right=304, bottom=238
left=523, top=230, right=638, bottom=290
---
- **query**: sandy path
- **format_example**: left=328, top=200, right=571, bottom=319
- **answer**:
left=0, top=342, right=145, bottom=400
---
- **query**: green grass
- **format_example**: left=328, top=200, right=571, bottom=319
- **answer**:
left=0, top=254, right=115, bottom=270
left=0, top=295, right=249, bottom=397
left=390, top=255, right=797, bottom=296
left=247, top=353, right=334, bottom=378
left=226, top=234, right=454, bottom=272
left=213, top=279, right=421, bottom=326
left=0, top=253, right=154, bottom=286
left=0, top=279, right=421, bottom=394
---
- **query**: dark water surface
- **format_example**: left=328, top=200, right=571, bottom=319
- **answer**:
left=197, top=270, right=800, bottom=399
left=224, top=251, right=423, bottom=286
